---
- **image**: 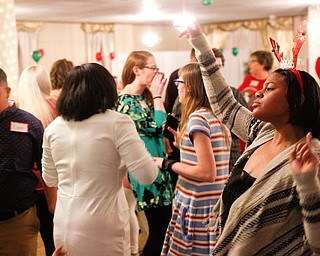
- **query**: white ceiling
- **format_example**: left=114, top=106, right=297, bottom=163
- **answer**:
left=14, top=0, right=320, bottom=25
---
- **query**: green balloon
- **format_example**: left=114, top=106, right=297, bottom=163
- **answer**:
left=232, top=47, right=239, bottom=56
left=202, top=0, right=213, bottom=5
left=32, top=50, right=41, bottom=62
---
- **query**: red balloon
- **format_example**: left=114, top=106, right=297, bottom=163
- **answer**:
left=109, top=52, right=115, bottom=60
left=38, top=49, right=44, bottom=57
left=96, top=52, right=103, bottom=62
left=316, top=57, right=320, bottom=80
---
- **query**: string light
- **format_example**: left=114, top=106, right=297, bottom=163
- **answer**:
left=0, top=0, right=19, bottom=100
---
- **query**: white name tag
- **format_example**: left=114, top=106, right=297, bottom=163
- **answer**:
left=249, top=80, right=259, bottom=87
left=10, top=122, right=29, bottom=133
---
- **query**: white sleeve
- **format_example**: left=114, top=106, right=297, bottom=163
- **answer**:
left=42, top=128, right=58, bottom=187
left=114, top=114, right=158, bottom=184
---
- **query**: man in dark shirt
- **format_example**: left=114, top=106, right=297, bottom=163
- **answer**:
left=0, top=68, right=44, bottom=255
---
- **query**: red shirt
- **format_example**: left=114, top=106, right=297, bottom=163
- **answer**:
left=238, top=74, right=266, bottom=110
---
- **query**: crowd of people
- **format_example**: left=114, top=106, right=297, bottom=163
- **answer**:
left=0, top=19, right=319, bottom=256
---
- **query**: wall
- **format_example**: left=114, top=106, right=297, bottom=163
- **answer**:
left=36, top=22, right=191, bottom=81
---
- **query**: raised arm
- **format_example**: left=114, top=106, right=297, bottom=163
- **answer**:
left=182, top=25, right=254, bottom=142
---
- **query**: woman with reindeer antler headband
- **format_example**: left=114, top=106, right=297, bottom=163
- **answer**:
left=176, top=20, right=320, bottom=255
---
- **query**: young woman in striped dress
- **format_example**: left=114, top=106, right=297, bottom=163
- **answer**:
left=154, top=62, right=231, bottom=255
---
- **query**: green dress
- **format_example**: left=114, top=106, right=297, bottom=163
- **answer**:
left=116, top=94, right=174, bottom=211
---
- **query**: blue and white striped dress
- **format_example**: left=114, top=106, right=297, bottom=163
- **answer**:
left=161, top=108, right=230, bottom=256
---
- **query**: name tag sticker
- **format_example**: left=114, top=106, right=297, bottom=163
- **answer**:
left=249, top=80, right=259, bottom=87
left=10, top=122, right=29, bottom=133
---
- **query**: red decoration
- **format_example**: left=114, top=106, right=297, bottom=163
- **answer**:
left=316, top=57, right=320, bottom=80
left=39, top=48, right=44, bottom=57
left=292, top=20, right=307, bottom=68
left=96, top=52, right=103, bottom=62
left=109, top=52, right=115, bottom=60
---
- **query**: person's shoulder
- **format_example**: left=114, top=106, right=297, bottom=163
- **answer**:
left=15, top=108, right=42, bottom=124
left=11, top=108, right=43, bottom=134
left=102, top=109, right=133, bottom=123
left=189, top=108, right=212, bottom=121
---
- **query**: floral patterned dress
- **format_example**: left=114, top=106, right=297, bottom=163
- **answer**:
left=116, top=94, right=174, bottom=210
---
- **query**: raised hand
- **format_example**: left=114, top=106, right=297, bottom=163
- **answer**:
left=52, top=245, right=67, bottom=256
left=290, top=132, right=319, bottom=174
left=149, top=72, right=167, bottom=98
left=178, top=22, right=203, bottom=39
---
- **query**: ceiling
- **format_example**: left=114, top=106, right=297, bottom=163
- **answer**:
left=14, top=0, right=320, bottom=25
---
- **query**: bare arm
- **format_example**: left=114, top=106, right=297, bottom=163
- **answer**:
left=155, top=131, right=216, bottom=182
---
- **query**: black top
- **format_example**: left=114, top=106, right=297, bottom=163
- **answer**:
left=164, top=68, right=179, bottom=114
left=221, top=162, right=256, bottom=227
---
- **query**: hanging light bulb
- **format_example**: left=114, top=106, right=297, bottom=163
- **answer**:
left=142, top=32, right=159, bottom=47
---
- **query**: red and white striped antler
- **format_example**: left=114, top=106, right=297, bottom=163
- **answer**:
left=269, top=20, right=308, bottom=69
left=292, top=20, right=308, bottom=68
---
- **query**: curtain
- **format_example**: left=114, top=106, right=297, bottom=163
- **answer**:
left=203, top=16, right=294, bottom=87
left=16, top=22, right=43, bottom=73
left=81, top=23, right=115, bottom=74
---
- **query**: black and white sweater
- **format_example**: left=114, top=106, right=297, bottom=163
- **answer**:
left=189, top=33, right=320, bottom=256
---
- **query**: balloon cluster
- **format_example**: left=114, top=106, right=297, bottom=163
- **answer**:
left=32, top=49, right=44, bottom=62
left=202, top=0, right=213, bottom=6
left=95, top=52, right=115, bottom=62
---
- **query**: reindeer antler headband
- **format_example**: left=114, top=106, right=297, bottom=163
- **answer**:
left=269, top=20, right=308, bottom=96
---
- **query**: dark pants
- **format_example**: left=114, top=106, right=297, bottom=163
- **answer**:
left=36, top=193, right=55, bottom=256
left=142, top=205, right=172, bottom=256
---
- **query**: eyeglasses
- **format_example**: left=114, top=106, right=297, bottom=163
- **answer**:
left=174, top=79, right=185, bottom=86
left=143, top=66, right=159, bottom=73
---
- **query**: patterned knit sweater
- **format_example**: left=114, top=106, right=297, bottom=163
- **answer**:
left=189, top=33, right=320, bottom=256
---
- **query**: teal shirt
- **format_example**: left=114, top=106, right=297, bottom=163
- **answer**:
left=116, top=94, right=174, bottom=210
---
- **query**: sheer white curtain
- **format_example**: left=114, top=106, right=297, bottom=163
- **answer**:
left=81, top=23, right=115, bottom=74
left=223, top=27, right=264, bottom=87
left=16, top=22, right=43, bottom=74
left=17, top=31, right=38, bottom=72
left=203, top=17, right=294, bottom=87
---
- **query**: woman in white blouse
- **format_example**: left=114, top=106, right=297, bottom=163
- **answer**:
left=42, top=63, right=158, bottom=256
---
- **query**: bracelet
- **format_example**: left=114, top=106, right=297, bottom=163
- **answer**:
left=161, top=158, right=178, bottom=172
left=153, top=96, right=162, bottom=99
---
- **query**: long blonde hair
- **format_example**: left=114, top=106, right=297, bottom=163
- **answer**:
left=177, top=63, right=231, bottom=148
left=18, top=65, right=54, bottom=127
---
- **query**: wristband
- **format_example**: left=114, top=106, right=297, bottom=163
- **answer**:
left=153, top=96, right=162, bottom=99
left=161, top=158, right=178, bottom=172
